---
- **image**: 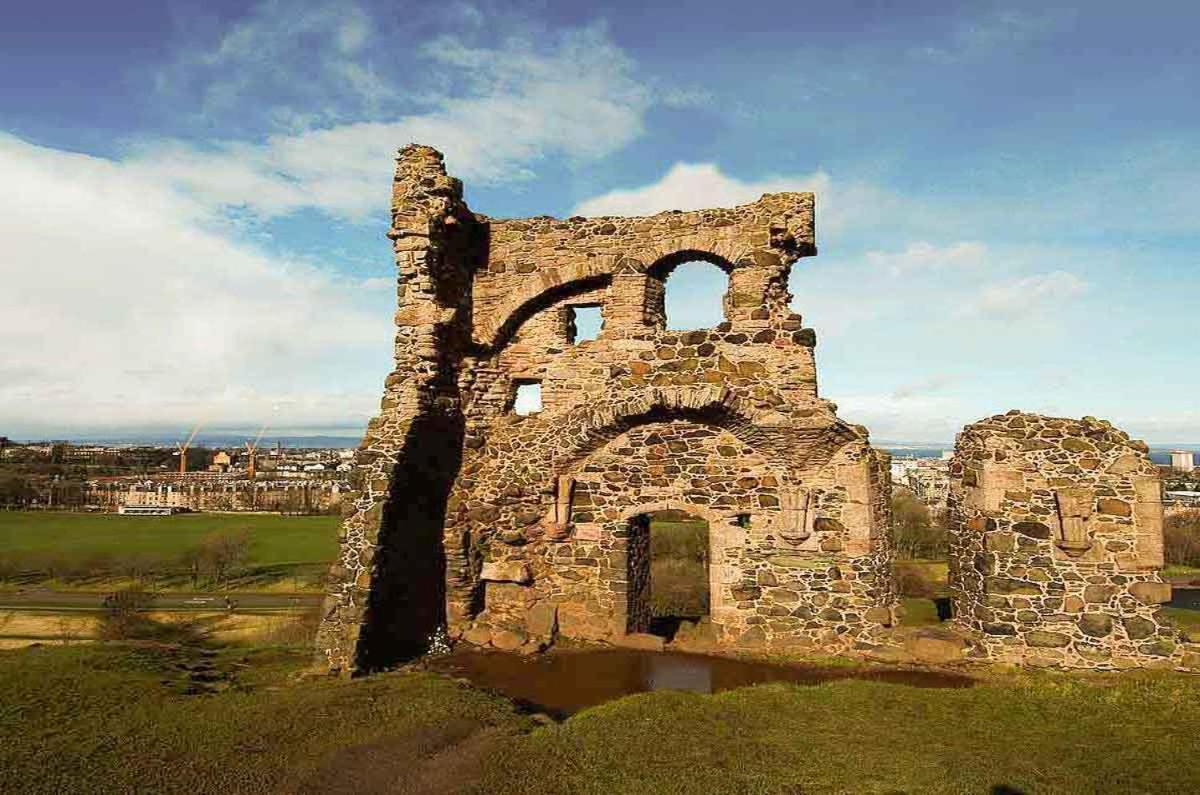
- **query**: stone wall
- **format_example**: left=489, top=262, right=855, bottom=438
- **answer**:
left=948, top=411, right=1197, bottom=669
left=316, top=144, right=896, bottom=674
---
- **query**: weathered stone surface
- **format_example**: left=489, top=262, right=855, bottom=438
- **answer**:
left=462, top=625, right=493, bottom=646
left=904, top=628, right=967, bottom=663
left=614, top=632, right=666, bottom=651
left=864, top=606, right=893, bottom=626
left=1012, top=521, right=1051, bottom=540
left=1129, top=582, right=1172, bottom=605
left=525, top=603, right=558, bottom=638
left=1025, top=630, right=1071, bottom=648
left=947, top=412, right=1174, bottom=671
left=491, top=629, right=529, bottom=651
left=1078, top=613, right=1113, bottom=638
left=1083, top=584, right=1117, bottom=604
left=1121, top=616, right=1156, bottom=640
left=315, top=147, right=1176, bottom=677
left=313, top=143, right=904, bottom=677
left=480, top=561, right=532, bottom=584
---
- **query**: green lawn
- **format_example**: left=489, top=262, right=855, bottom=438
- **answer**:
left=0, top=511, right=339, bottom=591
left=1, top=642, right=1198, bottom=794
left=0, top=511, right=338, bottom=563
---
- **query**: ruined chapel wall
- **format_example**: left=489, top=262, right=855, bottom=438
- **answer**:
left=471, top=193, right=816, bottom=347
left=948, top=411, right=1193, bottom=669
left=316, top=145, right=482, bottom=673
left=320, top=144, right=896, bottom=672
left=450, top=406, right=898, bottom=653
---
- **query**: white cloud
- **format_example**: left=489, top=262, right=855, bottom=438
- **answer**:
left=0, top=133, right=390, bottom=433
left=834, top=392, right=971, bottom=444
left=156, top=0, right=391, bottom=128
left=963, top=270, right=1089, bottom=318
left=574, top=162, right=830, bottom=217
left=914, top=8, right=1070, bottom=63
left=866, top=241, right=987, bottom=276
left=136, top=23, right=651, bottom=223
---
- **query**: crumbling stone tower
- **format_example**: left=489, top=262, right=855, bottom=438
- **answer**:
left=316, top=145, right=895, bottom=674
left=948, top=412, right=1181, bottom=668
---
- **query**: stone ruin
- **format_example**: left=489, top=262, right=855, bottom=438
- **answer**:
left=949, top=412, right=1193, bottom=669
left=316, top=144, right=1197, bottom=675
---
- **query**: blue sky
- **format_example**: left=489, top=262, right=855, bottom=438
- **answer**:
left=1, top=0, right=1197, bottom=443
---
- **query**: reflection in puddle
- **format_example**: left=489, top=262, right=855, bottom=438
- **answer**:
left=427, top=648, right=973, bottom=718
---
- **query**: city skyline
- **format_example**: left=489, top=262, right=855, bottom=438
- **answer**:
left=3, top=1, right=1199, bottom=443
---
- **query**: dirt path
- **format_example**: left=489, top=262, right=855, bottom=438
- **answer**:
left=293, top=721, right=516, bottom=795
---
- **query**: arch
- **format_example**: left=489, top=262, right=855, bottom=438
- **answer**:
left=646, top=248, right=739, bottom=281
left=475, top=257, right=620, bottom=347
left=658, top=258, right=730, bottom=330
left=485, top=273, right=610, bottom=351
left=617, top=498, right=740, bottom=528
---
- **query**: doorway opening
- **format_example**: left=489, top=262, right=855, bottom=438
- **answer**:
left=627, top=509, right=709, bottom=640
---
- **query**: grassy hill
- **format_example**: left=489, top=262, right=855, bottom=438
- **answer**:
left=1, top=641, right=1197, bottom=794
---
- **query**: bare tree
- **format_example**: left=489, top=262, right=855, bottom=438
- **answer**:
left=199, top=529, right=251, bottom=585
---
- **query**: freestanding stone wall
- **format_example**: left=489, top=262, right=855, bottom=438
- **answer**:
left=316, top=144, right=896, bottom=674
left=947, top=411, right=1191, bottom=669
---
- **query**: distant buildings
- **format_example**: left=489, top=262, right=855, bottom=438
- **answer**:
left=1170, top=450, right=1196, bottom=472
left=890, top=455, right=951, bottom=511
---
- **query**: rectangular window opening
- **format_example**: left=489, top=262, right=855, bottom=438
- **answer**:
left=567, top=305, right=603, bottom=343
left=513, top=381, right=543, bottom=415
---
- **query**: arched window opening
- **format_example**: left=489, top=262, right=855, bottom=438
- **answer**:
left=566, top=304, right=603, bottom=343
left=512, top=381, right=543, bottom=416
left=627, top=508, right=710, bottom=640
left=664, top=260, right=727, bottom=330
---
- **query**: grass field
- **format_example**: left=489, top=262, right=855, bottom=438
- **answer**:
left=1, top=641, right=1198, bottom=794
left=649, top=519, right=708, bottom=619
left=0, top=511, right=339, bottom=591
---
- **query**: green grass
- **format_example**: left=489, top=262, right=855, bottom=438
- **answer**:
left=1163, top=606, right=1200, bottom=630
left=650, top=519, right=708, bottom=618
left=470, top=672, right=1200, bottom=794
left=1164, top=564, right=1200, bottom=579
left=0, top=643, right=527, bottom=794
left=900, top=596, right=943, bottom=627
left=0, top=511, right=338, bottom=563
left=0, top=511, right=339, bottom=592
left=2, top=642, right=1197, bottom=794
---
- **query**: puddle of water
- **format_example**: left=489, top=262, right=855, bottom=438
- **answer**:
left=1169, top=587, right=1200, bottom=610
left=427, top=648, right=973, bottom=718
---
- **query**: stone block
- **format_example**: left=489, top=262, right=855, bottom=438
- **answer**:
left=525, top=603, right=559, bottom=638
left=491, top=629, right=529, bottom=651
left=904, top=628, right=967, bottom=664
left=614, top=632, right=665, bottom=651
left=1083, top=584, right=1117, bottom=604
left=462, top=625, right=493, bottom=646
left=1025, top=630, right=1070, bottom=648
left=1121, top=616, right=1156, bottom=640
left=1078, top=613, right=1113, bottom=638
left=1129, top=582, right=1172, bottom=605
left=480, top=560, right=532, bottom=584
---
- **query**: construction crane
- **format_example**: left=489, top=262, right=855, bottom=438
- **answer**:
left=245, top=425, right=268, bottom=480
left=176, top=423, right=202, bottom=475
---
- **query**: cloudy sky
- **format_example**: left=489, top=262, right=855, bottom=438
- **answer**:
left=2, top=0, right=1198, bottom=443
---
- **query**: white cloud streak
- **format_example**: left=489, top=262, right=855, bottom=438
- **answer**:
left=0, top=133, right=389, bottom=433
left=136, top=23, right=651, bottom=223
left=964, top=270, right=1089, bottom=318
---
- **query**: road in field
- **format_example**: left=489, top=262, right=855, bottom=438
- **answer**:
left=0, top=590, right=322, bottom=611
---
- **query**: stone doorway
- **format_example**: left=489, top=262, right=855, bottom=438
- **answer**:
left=627, top=509, right=710, bottom=640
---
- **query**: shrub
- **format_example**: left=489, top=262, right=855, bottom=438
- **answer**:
left=1165, top=510, right=1200, bottom=568
left=894, top=563, right=937, bottom=598
left=97, top=586, right=158, bottom=640
left=891, top=492, right=949, bottom=559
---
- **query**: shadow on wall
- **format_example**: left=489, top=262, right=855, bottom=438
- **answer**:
left=355, top=412, right=464, bottom=672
